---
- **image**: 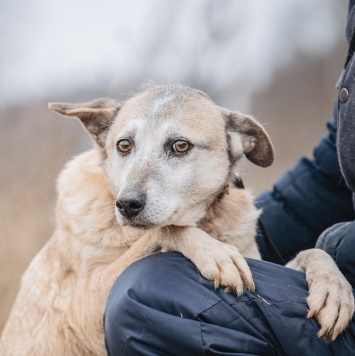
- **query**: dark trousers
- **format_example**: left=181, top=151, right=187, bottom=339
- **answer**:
left=104, top=252, right=355, bottom=355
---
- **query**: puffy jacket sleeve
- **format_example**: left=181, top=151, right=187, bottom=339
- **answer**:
left=255, top=115, right=354, bottom=262
left=315, top=221, right=355, bottom=288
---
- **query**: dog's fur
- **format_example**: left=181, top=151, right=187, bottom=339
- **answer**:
left=0, top=84, right=353, bottom=355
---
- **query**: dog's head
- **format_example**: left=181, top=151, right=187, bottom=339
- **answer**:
left=49, top=84, right=273, bottom=229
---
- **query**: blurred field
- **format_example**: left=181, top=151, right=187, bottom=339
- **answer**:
left=244, top=41, right=347, bottom=189
left=0, top=105, right=87, bottom=329
left=0, top=0, right=348, bottom=333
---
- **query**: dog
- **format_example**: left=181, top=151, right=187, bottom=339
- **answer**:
left=0, top=84, right=353, bottom=355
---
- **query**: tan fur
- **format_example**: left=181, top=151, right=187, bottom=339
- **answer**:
left=0, top=84, right=353, bottom=355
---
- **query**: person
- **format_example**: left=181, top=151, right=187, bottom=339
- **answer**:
left=103, top=2, right=355, bottom=355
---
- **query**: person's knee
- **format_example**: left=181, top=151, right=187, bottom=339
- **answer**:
left=104, top=253, right=175, bottom=353
left=104, top=251, right=210, bottom=323
left=104, top=252, right=206, bottom=354
left=104, top=253, right=172, bottom=315
left=103, top=260, right=141, bottom=353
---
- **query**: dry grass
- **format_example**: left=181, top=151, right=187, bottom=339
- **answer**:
left=0, top=104, right=89, bottom=330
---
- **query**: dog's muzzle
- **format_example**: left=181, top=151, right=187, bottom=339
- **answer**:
left=116, top=189, right=146, bottom=220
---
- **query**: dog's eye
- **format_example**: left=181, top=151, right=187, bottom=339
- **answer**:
left=172, top=140, right=191, bottom=154
left=117, top=139, right=131, bottom=154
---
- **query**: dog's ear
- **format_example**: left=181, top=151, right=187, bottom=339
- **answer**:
left=48, top=98, right=121, bottom=147
left=223, top=110, right=274, bottom=167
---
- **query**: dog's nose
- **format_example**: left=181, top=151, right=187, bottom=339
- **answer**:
left=116, top=190, right=146, bottom=219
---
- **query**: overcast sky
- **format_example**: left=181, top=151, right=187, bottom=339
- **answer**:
left=0, top=0, right=347, bottom=108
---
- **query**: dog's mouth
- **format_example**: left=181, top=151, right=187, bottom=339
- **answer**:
left=127, top=222, right=151, bottom=230
left=117, top=214, right=157, bottom=230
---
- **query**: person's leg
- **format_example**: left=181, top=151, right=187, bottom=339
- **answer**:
left=104, top=252, right=355, bottom=356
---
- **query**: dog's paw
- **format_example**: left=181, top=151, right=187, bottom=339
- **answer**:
left=189, top=240, right=255, bottom=296
left=165, top=227, right=255, bottom=296
left=302, top=252, right=355, bottom=340
left=307, top=271, right=354, bottom=340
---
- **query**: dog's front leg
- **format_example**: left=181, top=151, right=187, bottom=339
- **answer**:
left=100, top=227, right=254, bottom=297
left=287, top=248, right=354, bottom=340
left=160, top=226, right=255, bottom=296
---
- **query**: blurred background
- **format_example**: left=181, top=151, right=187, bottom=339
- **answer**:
left=0, top=0, right=349, bottom=331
